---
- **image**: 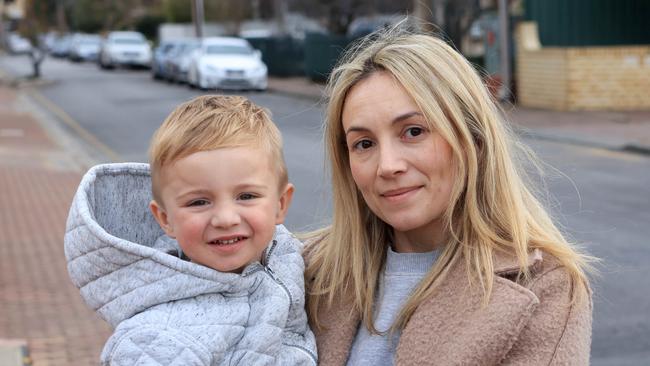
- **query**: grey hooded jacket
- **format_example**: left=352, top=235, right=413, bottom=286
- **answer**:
left=64, top=163, right=317, bottom=366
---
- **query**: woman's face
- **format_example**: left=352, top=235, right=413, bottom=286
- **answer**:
left=341, top=71, right=455, bottom=252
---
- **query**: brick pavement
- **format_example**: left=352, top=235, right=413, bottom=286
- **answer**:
left=0, top=84, right=111, bottom=365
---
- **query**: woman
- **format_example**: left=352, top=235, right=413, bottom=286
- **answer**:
left=306, top=27, right=593, bottom=365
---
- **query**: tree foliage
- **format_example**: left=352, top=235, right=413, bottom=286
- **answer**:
left=162, top=0, right=192, bottom=23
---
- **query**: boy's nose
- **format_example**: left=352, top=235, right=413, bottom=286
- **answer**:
left=210, top=208, right=241, bottom=228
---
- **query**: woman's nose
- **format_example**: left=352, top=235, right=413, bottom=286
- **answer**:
left=210, top=207, right=241, bottom=228
left=377, top=142, right=407, bottom=177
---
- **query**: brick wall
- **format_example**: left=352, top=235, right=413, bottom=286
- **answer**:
left=516, top=22, right=650, bottom=111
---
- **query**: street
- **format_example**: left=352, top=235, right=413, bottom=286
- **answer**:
left=2, top=55, right=650, bottom=365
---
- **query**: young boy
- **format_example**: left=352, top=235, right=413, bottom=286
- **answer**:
left=64, top=95, right=317, bottom=365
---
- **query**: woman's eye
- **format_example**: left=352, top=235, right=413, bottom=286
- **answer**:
left=238, top=193, right=257, bottom=200
left=188, top=199, right=209, bottom=207
left=352, top=139, right=374, bottom=151
left=404, top=126, right=424, bottom=138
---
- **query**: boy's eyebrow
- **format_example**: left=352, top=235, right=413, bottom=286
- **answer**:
left=174, top=183, right=271, bottom=200
left=235, top=183, right=271, bottom=191
left=175, top=189, right=211, bottom=200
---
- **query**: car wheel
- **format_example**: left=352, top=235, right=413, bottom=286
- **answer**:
left=196, top=71, right=208, bottom=90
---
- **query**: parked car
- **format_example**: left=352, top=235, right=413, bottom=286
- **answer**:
left=6, top=33, right=32, bottom=54
left=165, top=38, right=200, bottom=83
left=151, top=40, right=180, bottom=79
left=50, top=34, right=72, bottom=57
left=187, top=37, right=267, bottom=91
left=68, top=34, right=102, bottom=62
left=98, top=31, right=152, bottom=69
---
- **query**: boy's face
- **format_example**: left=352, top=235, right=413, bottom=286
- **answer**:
left=150, top=146, right=293, bottom=273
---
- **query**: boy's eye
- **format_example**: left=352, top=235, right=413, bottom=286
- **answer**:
left=352, top=139, right=374, bottom=151
left=238, top=193, right=257, bottom=200
left=187, top=199, right=209, bottom=207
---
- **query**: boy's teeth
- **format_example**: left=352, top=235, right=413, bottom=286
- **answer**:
left=213, top=237, right=242, bottom=245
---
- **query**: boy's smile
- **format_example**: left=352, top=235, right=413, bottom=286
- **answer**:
left=150, top=146, right=293, bottom=273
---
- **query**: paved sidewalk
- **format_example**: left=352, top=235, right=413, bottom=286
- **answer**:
left=268, top=77, right=650, bottom=155
left=0, top=84, right=111, bottom=365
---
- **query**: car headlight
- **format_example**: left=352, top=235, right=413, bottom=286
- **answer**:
left=203, top=64, right=219, bottom=73
left=255, top=64, right=267, bottom=75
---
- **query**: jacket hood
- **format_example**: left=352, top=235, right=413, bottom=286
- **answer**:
left=64, top=163, right=290, bottom=327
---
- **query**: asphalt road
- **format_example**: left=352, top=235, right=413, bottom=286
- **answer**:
left=2, top=55, right=649, bottom=365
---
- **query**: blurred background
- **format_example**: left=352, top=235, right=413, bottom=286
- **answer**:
left=0, top=0, right=649, bottom=365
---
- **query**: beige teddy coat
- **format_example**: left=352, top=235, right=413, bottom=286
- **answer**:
left=310, top=249, right=592, bottom=365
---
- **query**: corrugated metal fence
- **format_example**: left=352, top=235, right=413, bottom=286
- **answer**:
left=525, top=0, right=650, bottom=46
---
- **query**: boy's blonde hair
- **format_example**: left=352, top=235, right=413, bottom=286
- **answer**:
left=149, top=95, right=287, bottom=203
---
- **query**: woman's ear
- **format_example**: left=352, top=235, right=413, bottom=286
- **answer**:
left=275, top=183, right=295, bottom=224
left=150, top=200, right=175, bottom=238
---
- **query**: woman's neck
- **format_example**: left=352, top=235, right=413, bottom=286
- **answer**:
left=392, top=225, right=447, bottom=253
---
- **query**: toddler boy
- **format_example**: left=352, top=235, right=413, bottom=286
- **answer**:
left=64, top=95, right=317, bottom=365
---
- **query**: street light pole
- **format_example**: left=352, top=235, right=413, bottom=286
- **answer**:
left=193, top=0, right=204, bottom=39
left=498, top=0, right=510, bottom=101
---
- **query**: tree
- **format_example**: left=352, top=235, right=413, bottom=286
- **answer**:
left=18, top=0, right=54, bottom=78
left=431, top=0, right=482, bottom=50
left=162, top=0, right=192, bottom=23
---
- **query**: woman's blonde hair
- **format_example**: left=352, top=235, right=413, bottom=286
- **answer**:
left=306, top=26, right=593, bottom=334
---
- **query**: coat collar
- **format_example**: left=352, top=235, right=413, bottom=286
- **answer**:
left=494, top=248, right=543, bottom=276
left=314, top=249, right=545, bottom=366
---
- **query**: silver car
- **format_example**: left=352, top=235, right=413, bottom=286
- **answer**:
left=99, top=31, right=152, bottom=69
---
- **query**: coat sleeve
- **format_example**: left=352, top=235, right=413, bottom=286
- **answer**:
left=501, top=266, right=593, bottom=365
left=101, top=325, right=213, bottom=366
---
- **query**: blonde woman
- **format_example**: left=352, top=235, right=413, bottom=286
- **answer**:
left=306, top=28, right=593, bottom=365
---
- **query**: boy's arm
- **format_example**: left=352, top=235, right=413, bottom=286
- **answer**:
left=101, top=325, right=213, bottom=366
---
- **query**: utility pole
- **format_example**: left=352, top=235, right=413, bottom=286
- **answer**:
left=56, top=0, right=68, bottom=33
left=274, top=0, right=287, bottom=35
left=192, top=0, right=204, bottom=39
left=498, top=0, right=510, bottom=101
left=413, top=0, right=434, bottom=32
left=0, top=0, right=5, bottom=50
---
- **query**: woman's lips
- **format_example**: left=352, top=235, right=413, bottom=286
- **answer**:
left=380, top=186, right=422, bottom=202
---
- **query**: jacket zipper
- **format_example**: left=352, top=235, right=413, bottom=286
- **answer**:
left=246, top=240, right=316, bottom=364
left=281, top=342, right=318, bottom=364
left=263, top=266, right=294, bottom=306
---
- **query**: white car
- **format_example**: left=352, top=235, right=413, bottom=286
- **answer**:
left=188, top=37, right=267, bottom=91
left=99, top=31, right=152, bottom=69
left=6, top=33, right=32, bottom=54
left=68, top=34, right=102, bottom=62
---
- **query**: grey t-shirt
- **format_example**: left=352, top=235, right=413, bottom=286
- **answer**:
left=346, top=247, right=439, bottom=366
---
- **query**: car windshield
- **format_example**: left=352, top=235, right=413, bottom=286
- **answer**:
left=205, top=45, right=252, bottom=55
left=114, top=38, right=145, bottom=45
left=80, top=39, right=100, bottom=45
left=180, top=43, right=199, bottom=52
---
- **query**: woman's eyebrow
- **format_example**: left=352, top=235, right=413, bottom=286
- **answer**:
left=392, top=111, right=423, bottom=124
left=344, top=111, right=423, bottom=135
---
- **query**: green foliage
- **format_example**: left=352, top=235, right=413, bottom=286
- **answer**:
left=136, top=14, right=166, bottom=41
left=163, top=0, right=192, bottom=23
left=19, top=0, right=56, bottom=40
left=71, top=0, right=105, bottom=33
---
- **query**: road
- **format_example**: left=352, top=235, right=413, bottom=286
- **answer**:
left=2, top=55, right=649, bottom=365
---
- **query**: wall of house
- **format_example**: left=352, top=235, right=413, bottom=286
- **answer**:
left=516, top=22, right=650, bottom=110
